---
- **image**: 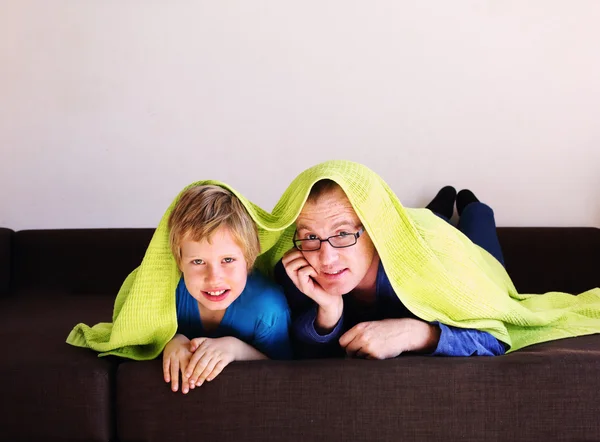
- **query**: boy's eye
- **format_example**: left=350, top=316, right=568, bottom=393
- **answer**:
left=192, top=259, right=204, bottom=265
left=223, top=257, right=235, bottom=263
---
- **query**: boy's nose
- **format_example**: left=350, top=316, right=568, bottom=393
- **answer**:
left=204, top=266, right=224, bottom=283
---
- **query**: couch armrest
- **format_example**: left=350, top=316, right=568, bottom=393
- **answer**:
left=0, top=228, right=13, bottom=297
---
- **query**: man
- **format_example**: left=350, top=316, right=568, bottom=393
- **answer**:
left=275, top=180, right=506, bottom=359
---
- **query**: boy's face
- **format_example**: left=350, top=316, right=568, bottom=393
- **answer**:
left=179, top=227, right=248, bottom=313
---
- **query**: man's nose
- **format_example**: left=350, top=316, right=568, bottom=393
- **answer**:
left=318, top=241, right=338, bottom=265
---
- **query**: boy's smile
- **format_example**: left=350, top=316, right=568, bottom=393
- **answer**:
left=179, top=227, right=248, bottom=315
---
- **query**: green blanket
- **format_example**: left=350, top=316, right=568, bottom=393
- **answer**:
left=67, top=160, right=600, bottom=360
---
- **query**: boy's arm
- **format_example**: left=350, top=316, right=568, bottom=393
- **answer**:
left=251, top=282, right=294, bottom=360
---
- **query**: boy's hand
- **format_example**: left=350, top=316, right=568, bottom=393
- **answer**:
left=185, top=337, right=237, bottom=388
left=162, top=334, right=193, bottom=394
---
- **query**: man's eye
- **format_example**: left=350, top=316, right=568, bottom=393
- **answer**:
left=307, top=234, right=319, bottom=240
left=338, top=231, right=351, bottom=237
left=223, top=257, right=234, bottom=263
left=192, top=259, right=204, bottom=265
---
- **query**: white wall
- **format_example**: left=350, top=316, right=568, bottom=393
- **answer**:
left=1, top=0, right=599, bottom=230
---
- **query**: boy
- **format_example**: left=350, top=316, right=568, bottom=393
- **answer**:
left=163, top=185, right=291, bottom=394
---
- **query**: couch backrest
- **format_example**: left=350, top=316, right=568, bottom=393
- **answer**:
left=7, top=226, right=600, bottom=297
left=0, top=228, right=14, bottom=297
left=497, top=227, right=600, bottom=294
left=12, top=228, right=154, bottom=296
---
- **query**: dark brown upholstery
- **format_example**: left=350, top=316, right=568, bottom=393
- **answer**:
left=11, top=228, right=153, bottom=296
left=117, top=337, right=600, bottom=442
left=0, top=228, right=13, bottom=297
left=0, top=294, right=117, bottom=442
left=2, top=226, right=599, bottom=442
left=498, top=227, right=600, bottom=294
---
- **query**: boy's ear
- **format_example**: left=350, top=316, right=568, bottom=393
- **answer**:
left=174, top=255, right=183, bottom=273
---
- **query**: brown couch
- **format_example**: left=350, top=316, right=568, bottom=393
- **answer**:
left=1, top=226, right=599, bottom=442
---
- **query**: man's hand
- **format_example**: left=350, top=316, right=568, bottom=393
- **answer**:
left=339, top=318, right=441, bottom=359
left=282, top=249, right=344, bottom=332
left=162, top=334, right=193, bottom=394
left=282, top=249, right=338, bottom=308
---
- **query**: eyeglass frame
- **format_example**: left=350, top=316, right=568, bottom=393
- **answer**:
left=293, top=227, right=365, bottom=251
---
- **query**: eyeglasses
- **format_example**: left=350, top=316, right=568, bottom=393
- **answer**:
left=293, top=228, right=365, bottom=251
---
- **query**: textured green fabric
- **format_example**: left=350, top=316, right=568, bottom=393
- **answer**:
left=67, top=160, right=600, bottom=359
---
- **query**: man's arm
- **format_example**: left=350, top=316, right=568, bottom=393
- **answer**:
left=275, top=260, right=344, bottom=358
left=431, top=323, right=506, bottom=356
left=339, top=318, right=505, bottom=359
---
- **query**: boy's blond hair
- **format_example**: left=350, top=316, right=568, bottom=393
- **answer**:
left=168, top=185, right=260, bottom=271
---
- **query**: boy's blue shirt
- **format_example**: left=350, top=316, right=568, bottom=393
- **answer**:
left=175, top=271, right=292, bottom=360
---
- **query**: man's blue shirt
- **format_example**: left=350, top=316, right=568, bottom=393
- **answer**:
left=275, top=260, right=506, bottom=358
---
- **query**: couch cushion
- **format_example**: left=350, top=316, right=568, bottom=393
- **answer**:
left=0, top=228, right=13, bottom=297
left=497, top=227, right=600, bottom=294
left=0, top=293, right=118, bottom=442
left=116, top=334, right=600, bottom=442
left=12, top=228, right=154, bottom=296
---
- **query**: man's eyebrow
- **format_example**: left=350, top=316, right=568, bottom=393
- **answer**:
left=296, top=219, right=358, bottom=232
left=330, top=220, right=360, bottom=230
left=295, top=223, right=311, bottom=232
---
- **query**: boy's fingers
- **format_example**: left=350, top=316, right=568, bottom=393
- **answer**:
left=196, top=357, right=220, bottom=387
left=170, top=359, right=179, bottom=392
left=189, top=355, right=211, bottom=385
left=207, top=360, right=228, bottom=382
left=189, top=337, right=207, bottom=352
left=162, top=357, right=170, bottom=382
left=186, top=349, right=206, bottom=378
left=181, top=378, right=190, bottom=394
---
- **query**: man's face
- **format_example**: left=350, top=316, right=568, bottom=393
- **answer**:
left=295, top=187, right=379, bottom=297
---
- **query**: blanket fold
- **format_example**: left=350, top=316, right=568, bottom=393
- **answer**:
left=67, top=161, right=600, bottom=359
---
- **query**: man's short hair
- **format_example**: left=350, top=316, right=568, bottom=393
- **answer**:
left=307, top=179, right=343, bottom=203
left=168, top=185, right=260, bottom=271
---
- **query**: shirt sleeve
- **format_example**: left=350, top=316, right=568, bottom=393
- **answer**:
left=274, top=260, right=345, bottom=358
left=253, top=305, right=293, bottom=360
left=294, top=305, right=345, bottom=344
left=431, top=322, right=506, bottom=356
left=290, top=306, right=345, bottom=359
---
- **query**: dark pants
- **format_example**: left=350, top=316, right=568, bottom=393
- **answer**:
left=435, top=202, right=505, bottom=267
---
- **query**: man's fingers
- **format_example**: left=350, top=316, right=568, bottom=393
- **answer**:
left=339, top=325, right=361, bottom=347
left=344, top=340, right=363, bottom=358
left=353, top=347, right=369, bottom=359
left=297, top=264, right=317, bottom=281
left=281, top=248, right=304, bottom=265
